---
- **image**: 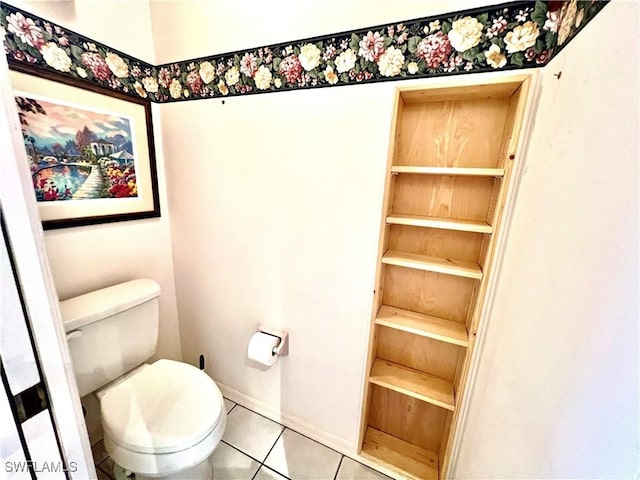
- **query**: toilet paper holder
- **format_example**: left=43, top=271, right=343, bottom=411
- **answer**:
left=258, top=325, right=289, bottom=357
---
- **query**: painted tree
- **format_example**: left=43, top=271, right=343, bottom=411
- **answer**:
left=75, top=126, right=98, bottom=161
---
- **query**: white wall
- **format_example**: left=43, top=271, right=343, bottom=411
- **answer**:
left=9, top=1, right=182, bottom=364
left=152, top=0, right=497, bottom=449
left=150, top=0, right=488, bottom=64
left=155, top=0, right=639, bottom=470
left=453, top=2, right=639, bottom=477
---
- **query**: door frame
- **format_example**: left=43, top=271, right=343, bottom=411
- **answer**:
left=0, top=50, right=95, bottom=478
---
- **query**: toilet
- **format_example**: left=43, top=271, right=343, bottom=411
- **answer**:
left=60, top=278, right=226, bottom=480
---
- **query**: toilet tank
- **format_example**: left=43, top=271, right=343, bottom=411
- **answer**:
left=59, top=279, right=161, bottom=397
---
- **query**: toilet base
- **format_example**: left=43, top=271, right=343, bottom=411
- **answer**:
left=113, top=457, right=213, bottom=480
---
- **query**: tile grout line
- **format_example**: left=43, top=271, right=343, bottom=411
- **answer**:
left=220, top=439, right=264, bottom=465
left=333, top=455, right=345, bottom=480
left=260, top=427, right=286, bottom=476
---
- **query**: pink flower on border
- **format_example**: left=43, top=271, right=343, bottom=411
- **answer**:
left=6, top=12, right=45, bottom=49
left=186, top=70, right=204, bottom=94
left=80, top=52, right=112, bottom=81
left=358, top=31, right=385, bottom=62
left=416, top=31, right=452, bottom=69
left=240, top=52, right=258, bottom=77
left=278, top=54, right=302, bottom=84
left=158, top=67, right=172, bottom=88
left=535, top=50, right=551, bottom=64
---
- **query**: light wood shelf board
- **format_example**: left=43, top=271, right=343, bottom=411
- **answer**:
left=386, top=213, right=493, bottom=234
left=391, top=174, right=496, bottom=223
left=376, top=305, right=468, bottom=347
left=361, top=427, right=439, bottom=480
left=382, top=266, right=476, bottom=323
left=369, top=359, right=455, bottom=411
left=391, top=166, right=505, bottom=177
left=382, top=251, right=483, bottom=280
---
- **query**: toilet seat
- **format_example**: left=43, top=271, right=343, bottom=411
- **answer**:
left=99, top=359, right=226, bottom=477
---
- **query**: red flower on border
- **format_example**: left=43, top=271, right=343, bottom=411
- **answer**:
left=186, top=71, right=204, bottom=94
left=278, top=55, right=303, bottom=84
left=81, top=52, right=112, bottom=81
left=416, top=31, right=452, bottom=69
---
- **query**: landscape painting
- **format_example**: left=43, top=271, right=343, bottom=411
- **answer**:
left=15, top=94, right=138, bottom=202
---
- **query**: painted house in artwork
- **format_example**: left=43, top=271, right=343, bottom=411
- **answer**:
left=90, top=140, right=116, bottom=157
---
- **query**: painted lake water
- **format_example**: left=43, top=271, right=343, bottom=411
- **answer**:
left=33, top=164, right=92, bottom=201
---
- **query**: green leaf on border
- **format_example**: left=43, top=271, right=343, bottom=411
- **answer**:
left=461, top=50, right=475, bottom=62
left=350, top=33, right=360, bottom=52
left=441, top=21, right=452, bottom=34
left=273, top=57, right=281, bottom=71
left=511, top=52, right=524, bottom=67
left=5, top=37, right=17, bottom=51
left=383, top=36, right=393, bottom=48
left=70, top=45, right=84, bottom=60
left=407, top=36, right=422, bottom=54
left=545, top=31, right=557, bottom=51
left=531, top=0, right=548, bottom=25
left=477, top=13, right=489, bottom=25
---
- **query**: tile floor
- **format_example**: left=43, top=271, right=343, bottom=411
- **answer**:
left=92, top=398, right=391, bottom=480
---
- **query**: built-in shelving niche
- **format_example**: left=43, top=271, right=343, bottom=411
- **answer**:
left=359, top=76, right=532, bottom=479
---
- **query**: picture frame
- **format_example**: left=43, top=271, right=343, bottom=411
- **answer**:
left=8, top=61, right=161, bottom=230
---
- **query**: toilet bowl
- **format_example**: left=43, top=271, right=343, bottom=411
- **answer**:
left=98, top=360, right=226, bottom=479
left=60, top=279, right=227, bottom=480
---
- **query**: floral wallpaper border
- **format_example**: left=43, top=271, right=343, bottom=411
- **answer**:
left=1, top=0, right=607, bottom=103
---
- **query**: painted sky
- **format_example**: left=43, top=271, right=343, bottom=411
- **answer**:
left=17, top=94, right=133, bottom=150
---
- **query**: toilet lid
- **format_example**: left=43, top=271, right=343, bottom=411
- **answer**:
left=100, top=359, right=224, bottom=454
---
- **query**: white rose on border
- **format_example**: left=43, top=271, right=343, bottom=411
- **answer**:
left=218, top=80, right=229, bottom=96
left=504, top=21, right=540, bottom=53
left=134, top=81, right=147, bottom=98
left=142, top=76, right=159, bottom=93
left=335, top=48, right=357, bottom=73
left=169, top=78, right=182, bottom=99
left=105, top=52, right=129, bottom=78
left=225, top=66, right=240, bottom=86
left=199, top=61, right=216, bottom=84
left=448, top=16, right=483, bottom=52
left=254, top=65, right=272, bottom=90
left=41, top=43, right=72, bottom=72
left=377, top=46, right=405, bottom=77
left=484, top=44, right=507, bottom=68
left=76, top=66, right=87, bottom=78
left=407, top=62, right=419, bottom=74
left=324, top=65, right=338, bottom=85
left=299, top=43, right=321, bottom=71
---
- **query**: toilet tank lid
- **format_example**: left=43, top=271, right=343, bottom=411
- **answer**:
left=60, top=279, right=161, bottom=332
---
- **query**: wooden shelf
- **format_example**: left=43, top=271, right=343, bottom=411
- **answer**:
left=361, top=427, right=439, bottom=480
left=376, top=305, right=469, bottom=347
left=369, top=359, right=455, bottom=411
left=391, top=166, right=505, bottom=177
left=381, top=251, right=483, bottom=280
left=386, top=213, right=493, bottom=234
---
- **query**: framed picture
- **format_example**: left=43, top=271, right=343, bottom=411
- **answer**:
left=8, top=62, right=160, bottom=230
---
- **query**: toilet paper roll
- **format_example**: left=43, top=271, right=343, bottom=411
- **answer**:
left=247, top=332, right=280, bottom=367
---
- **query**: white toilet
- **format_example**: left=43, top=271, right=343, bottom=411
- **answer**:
left=60, top=278, right=226, bottom=480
